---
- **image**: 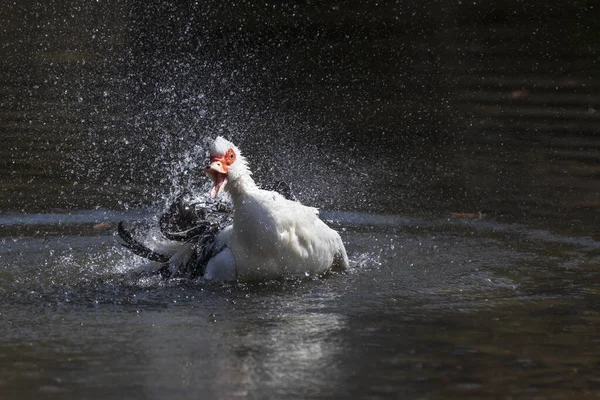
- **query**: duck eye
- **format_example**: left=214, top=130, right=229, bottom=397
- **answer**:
left=225, top=148, right=236, bottom=165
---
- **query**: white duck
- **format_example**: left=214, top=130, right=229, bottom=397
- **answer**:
left=203, top=136, right=349, bottom=281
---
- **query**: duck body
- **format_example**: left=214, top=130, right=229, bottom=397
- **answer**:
left=203, top=136, right=348, bottom=281
left=218, top=187, right=347, bottom=281
left=119, top=136, right=349, bottom=281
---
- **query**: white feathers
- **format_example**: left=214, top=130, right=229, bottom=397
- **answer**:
left=209, top=136, right=237, bottom=157
left=203, top=136, right=349, bottom=281
left=229, top=190, right=348, bottom=281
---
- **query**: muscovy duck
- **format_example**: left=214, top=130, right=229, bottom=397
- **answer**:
left=203, top=136, right=348, bottom=281
left=118, top=136, right=348, bottom=281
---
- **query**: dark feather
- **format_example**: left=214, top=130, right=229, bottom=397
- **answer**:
left=117, top=221, right=171, bottom=262
left=160, top=223, right=214, bottom=241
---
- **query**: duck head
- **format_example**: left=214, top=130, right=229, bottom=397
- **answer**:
left=204, top=136, right=250, bottom=198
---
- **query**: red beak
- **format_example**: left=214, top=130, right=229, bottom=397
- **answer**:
left=204, top=156, right=229, bottom=198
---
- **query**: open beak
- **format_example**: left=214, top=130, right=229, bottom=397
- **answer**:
left=204, top=158, right=228, bottom=199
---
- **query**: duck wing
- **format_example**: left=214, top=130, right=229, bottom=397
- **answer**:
left=117, top=221, right=171, bottom=262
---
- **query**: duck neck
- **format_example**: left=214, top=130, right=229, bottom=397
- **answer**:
left=226, top=173, right=258, bottom=204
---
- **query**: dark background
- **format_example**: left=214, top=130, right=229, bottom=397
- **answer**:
left=1, top=0, right=599, bottom=235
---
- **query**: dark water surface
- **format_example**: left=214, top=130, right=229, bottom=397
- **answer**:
left=1, top=212, right=600, bottom=399
left=1, top=1, right=600, bottom=399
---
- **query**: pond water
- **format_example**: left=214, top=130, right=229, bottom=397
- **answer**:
left=1, top=1, right=599, bottom=399
left=1, top=211, right=599, bottom=399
